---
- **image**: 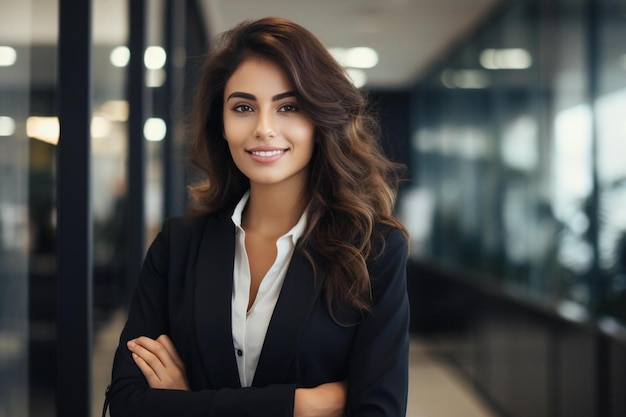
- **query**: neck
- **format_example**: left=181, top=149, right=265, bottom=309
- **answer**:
left=243, top=183, right=309, bottom=238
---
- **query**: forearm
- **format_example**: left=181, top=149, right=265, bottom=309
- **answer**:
left=109, top=382, right=297, bottom=417
left=294, top=382, right=346, bottom=417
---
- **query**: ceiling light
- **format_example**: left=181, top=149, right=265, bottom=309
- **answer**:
left=441, top=69, right=489, bottom=89
left=144, top=46, right=166, bottom=70
left=0, top=46, right=17, bottom=66
left=26, top=117, right=59, bottom=145
left=346, top=47, right=378, bottom=68
left=480, top=48, right=532, bottom=70
left=329, top=47, right=379, bottom=69
left=0, top=116, right=16, bottom=136
left=329, top=48, right=348, bottom=65
left=110, top=46, right=130, bottom=67
left=346, top=69, right=367, bottom=88
left=144, top=118, right=167, bottom=141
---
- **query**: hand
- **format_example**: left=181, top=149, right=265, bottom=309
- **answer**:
left=294, top=381, right=346, bottom=417
left=127, top=334, right=190, bottom=390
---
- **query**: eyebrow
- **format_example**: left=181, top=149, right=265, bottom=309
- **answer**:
left=226, top=91, right=296, bottom=101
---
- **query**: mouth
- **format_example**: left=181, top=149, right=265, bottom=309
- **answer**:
left=247, top=149, right=287, bottom=157
left=246, top=148, right=288, bottom=163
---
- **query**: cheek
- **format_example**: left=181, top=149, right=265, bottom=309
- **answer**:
left=290, top=122, right=315, bottom=149
left=223, top=118, right=249, bottom=144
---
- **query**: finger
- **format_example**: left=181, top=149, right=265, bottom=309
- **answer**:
left=156, top=335, right=185, bottom=370
left=128, top=336, right=190, bottom=390
left=127, top=339, right=167, bottom=377
left=131, top=351, right=161, bottom=387
left=132, top=336, right=172, bottom=369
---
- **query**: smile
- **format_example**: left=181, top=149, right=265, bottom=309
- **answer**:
left=248, top=149, right=286, bottom=157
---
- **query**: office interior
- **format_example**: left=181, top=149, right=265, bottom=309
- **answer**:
left=0, top=0, right=625, bottom=416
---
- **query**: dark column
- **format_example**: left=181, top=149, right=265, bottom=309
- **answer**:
left=56, top=0, right=93, bottom=415
left=162, top=0, right=211, bottom=218
left=164, top=0, right=187, bottom=218
left=127, top=0, right=147, bottom=297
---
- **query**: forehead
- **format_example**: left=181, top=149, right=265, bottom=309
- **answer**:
left=224, top=57, right=293, bottom=97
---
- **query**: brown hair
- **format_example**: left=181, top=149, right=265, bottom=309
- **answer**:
left=189, top=17, right=407, bottom=312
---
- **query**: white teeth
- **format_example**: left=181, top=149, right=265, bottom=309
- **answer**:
left=250, top=150, right=285, bottom=157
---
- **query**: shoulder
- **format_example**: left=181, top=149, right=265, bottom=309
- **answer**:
left=370, top=225, right=408, bottom=264
left=160, top=208, right=233, bottom=243
left=367, top=226, right=409, bottom=290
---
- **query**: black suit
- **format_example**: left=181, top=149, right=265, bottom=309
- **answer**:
left=108, top=210, right=409, bottom=416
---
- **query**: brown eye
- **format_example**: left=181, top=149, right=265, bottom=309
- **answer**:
left=233, top=104, right=253, bottom=112
left=279, top=104, right=298, bottom=112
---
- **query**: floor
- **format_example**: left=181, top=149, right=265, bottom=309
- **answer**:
left=92, top=310, right=499, bottom=417
left=406, top=340, right=498, bottom=417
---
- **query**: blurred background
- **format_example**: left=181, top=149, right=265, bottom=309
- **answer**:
left=0, top=0, right=625, bottom=416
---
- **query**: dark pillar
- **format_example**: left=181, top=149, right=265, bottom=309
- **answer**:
left=56, top=0, right=93, bottom=415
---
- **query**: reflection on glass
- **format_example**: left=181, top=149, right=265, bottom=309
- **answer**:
left=0, top=116, right=16, bottom=136
left=596, top=0, right=626, bottom=321
left=1, top=0, right=59, bottom=415
left=0, top=46, right=18, bottom=66
left=91, top=0, right=129, bottom=414
left=500, top=115, right=538, bottom=172
left=145, top=0, right=166, bottom=244
left=26, top=116, right=60, bottom=145
left=404, top=0, right=626, bottom=325
left=144, top=45, right=167, bottom=69
left=552, top=104, right=593, bottom=229
left=110, top=45, right=130, bottom=67
left=596, top=89, right=626, bottom=271
left=479, top=48, right=532, bottom=70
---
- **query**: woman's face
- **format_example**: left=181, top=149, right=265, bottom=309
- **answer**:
left=223, top=57, right=315, bottom=191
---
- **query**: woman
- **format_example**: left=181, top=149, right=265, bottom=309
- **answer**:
left=107, top=17, right=409, bottom=417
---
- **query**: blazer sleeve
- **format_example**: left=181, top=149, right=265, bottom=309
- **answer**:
left=346, top=228, right=410, bottom=416
left=108, top=218, right=297, bottom=417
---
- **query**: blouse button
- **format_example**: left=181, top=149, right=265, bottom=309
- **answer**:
left=236, top=349, right=243, bottom=357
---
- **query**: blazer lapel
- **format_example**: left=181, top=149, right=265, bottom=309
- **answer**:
left=194, top=213, right=241, bottom=388
left=252, top=249, right=326, bottom=387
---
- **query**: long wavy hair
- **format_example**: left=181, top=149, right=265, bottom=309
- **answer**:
left=188, top=17, right=407, bottom=312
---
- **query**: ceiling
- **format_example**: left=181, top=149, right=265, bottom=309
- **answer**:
left=0, top=0, right=501, bottom=90
left=199, top=0, right=500, bottom=89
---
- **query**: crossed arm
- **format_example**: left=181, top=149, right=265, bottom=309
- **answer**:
left=111, top=219, right=408, bottom=416
left=127, top=334, right=346, bottom=417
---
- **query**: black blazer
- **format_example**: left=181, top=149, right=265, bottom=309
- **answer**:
left=108, top=210, right=409, bottom=417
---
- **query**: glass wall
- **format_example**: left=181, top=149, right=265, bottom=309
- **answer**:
left=91, top=0, right=128, bottom=414
left=91, top=0, right=128, bottom=313
left=0, top=1, right=59, bottom=416
left=406, top=0, right=626, bottom=328
left=595, top=0, right=626, bottom=327
left=145, top=0, right=166, bottom=244
left=0, top=4, right=32, bottom=415
left=0, top=1, right=200, bottom=415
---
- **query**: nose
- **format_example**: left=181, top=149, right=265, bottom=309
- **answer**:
left=254, top=110, right=276, bottom=139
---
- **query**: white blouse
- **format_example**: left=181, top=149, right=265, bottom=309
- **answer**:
left=230, top=191, right=307, bottom=387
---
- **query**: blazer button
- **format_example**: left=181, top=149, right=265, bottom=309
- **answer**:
left=236, top=349, right=243, bottom=357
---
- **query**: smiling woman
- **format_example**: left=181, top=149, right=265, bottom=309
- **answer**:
left=107, top=17, right=409, bottom=417
left=223, top=57, right=316, bottom=192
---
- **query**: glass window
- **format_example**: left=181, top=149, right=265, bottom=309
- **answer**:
left=596, top=0, right=626, bottom=325
left=405, top=0, right=626, bottom=327
left=91, top=0, right=129, bottom=412
left=145, top=0, right=166, bottom=245
left=0, top=1, right=59, bottom=416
